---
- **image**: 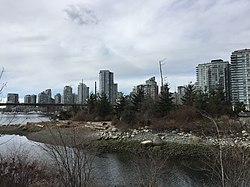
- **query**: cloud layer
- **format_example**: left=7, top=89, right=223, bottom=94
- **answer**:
left=0, top=0, right=250, bottom=98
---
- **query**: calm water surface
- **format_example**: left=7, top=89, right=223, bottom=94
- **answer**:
left=0, top=115, right=209, bottom=186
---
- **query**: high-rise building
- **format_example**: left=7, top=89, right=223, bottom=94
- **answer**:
left=99, top=70, right=117, bottom=104
left=63, top=86, right=73, bottom=104
left=78, top=82, right=89, bottom=104
left=30, top=95, right=37, bottom=104
left=54, top=93, right=61, bottom=104
left=7, top=93, right=19, bottom=103
left=196, top=59, right=231, bottom=101
left=24, top=95, right=31, bottom=103
left=132, top=77, right=158, bottom=100
left=38, top=92, right=49, bottom=104
left=231, top=49, right=250, bottom=109
left=38, top=89, right=52, bottom=104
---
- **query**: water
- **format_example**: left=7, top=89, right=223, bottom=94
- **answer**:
left=0, top=113, right=51, bottom=125
left=0, top=115, right=207, bottom=186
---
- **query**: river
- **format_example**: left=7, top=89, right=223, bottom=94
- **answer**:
left=0, top=114, right=211, bottom=187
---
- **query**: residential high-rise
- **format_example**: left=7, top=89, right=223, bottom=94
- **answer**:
left=38, top=89, right=52, bottom=104
left=99, top=70, right=117, bottom=104
left=63, top=86, right=73, bottom=104
left=54, top=93, right=61, bottom=104
left=24, top=95, right=31, bottom=103
left=132, top=77, right=158, bottom=100
left=231, top=49, right=250, bottom=109
left=78, top=82, right=89, bottom=104
left=196, top=59, right=231, bottom=101
left=7, top=93, right=19, bottom=103
left=30, top=95, right=37, bottom=104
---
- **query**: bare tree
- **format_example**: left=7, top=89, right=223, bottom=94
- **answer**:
left=200, top=113, right=250, bottom=187
left=129, top=150, right=169, bottom=187
left=39, top=127, right=99, bottom=187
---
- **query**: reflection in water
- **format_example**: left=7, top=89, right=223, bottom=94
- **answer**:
left=0, top=135, right=208, bottom=187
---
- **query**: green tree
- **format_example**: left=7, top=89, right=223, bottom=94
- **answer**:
left=156, top=83, right=174, bottom=117
left=194, top=90, right=208, bottom=112
left=87, top=93, right=96, bottom=115
left=96, top=93, right=112, bottom=118
left=131, top=87, right=145, bottom=112
left=181, top=83, right=196, bottom=106
left=206, top=87, right=232, bottom=117
left=114, top=93, right=127, bottom=118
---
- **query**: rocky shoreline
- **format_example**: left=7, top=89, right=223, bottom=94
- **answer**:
left=1, top=120, right=250, bottom=155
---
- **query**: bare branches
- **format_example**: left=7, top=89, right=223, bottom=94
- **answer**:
left=39, top=127, right=98, bottom=187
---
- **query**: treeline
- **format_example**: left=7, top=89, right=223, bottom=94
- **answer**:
left=61, top=83, right=246, bottom=132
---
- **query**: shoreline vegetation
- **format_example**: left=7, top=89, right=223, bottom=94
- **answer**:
left=1, top=119, right=250, bottom=159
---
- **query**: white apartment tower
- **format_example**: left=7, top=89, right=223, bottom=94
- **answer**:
left=196, top=59, right=231, bottom=101
left=231, top=49, right=250, bottom=109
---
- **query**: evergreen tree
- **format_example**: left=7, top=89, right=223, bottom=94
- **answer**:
left=131, top=87, right=145, bottom=112
left=114, top=93, right=127, bottom=118
left=156, top=83, right=174, bottom=117
left=206, top=87, right=232, bottom=117
left=181, top=83, right=196, bottom=106
left=87, top=93, right=96, bottom=114
left=96, top=93, right=112, bottom=118
left=194, top=90, right=208, bottom=112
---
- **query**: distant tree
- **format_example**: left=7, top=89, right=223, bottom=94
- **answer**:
left=207, top=87, right=232, bottom=117
left=87, top=93, right=96, bottom=115
left=181, top=83, right=196, bottom=106
left=114, top=93, right=127, bottom=118
left=194, top=90, right=208, bottom=112
left=156, top=83, right=174, bottom=117
left=96, top=93, right=112, bottom=118
left=131, top=87, right=145, bottom=112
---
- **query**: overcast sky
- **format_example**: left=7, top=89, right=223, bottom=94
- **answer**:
left=0, top=0, right=250, bottom=99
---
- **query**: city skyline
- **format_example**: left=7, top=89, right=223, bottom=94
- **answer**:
left=0, top=0, right=250, bottom=98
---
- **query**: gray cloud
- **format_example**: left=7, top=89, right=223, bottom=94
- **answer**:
left=0, top=0, right=250, bottom=98
left=64, top=4, right=99, bottom=25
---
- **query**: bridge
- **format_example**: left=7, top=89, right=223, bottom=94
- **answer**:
left=0, top=103, right=88, bottom=113
left=0, top=103, right=88, bottom=107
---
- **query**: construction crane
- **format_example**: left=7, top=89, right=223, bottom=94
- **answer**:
left=159, top=58, right=167, bottom=91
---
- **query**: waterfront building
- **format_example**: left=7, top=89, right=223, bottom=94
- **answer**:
left=38, top=92, right=49, bottom=104
left=7, top=93, right=19, bottom=103
left=63, top=85, right=73, bottom=104
left=30, top=95, right=37, bottom=104
left=78, top=82, right=89, bottom=104
left=99, top=70, right=117, bottom=104
left=24, top=95, right=31, bottom=103
left=54, top=93, right=61, bottom=104
left=231, top=49, right=250, bottom=109
left=196, top=59, right=231, bottom=101
left=132, top=76, right=158, bottom=100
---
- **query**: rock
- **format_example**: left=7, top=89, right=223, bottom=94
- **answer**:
left=141, top=140, right=153, bottom=145
left=111, top=135, right=118, bottom=139
left=191, top=135, right=202, bottom=143
left=152, top=136, right=163, bottom=145
left=111, top=127, right=118, bottom=132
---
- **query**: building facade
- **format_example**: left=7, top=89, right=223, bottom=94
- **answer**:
left=78, top=82, right=89, bottom=104
left=63, top=86, right=73, bottom=104
left=7, top=93, right=19, bottom=103
left=99, top=70, right=117, bottom=104
left=196, top=59, right=231, bottom=101
left=231, top=49, right=250, bottom=109
left=132, top=76, right=158, bottom=100
left=54, top=93, right=61, bottom=104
